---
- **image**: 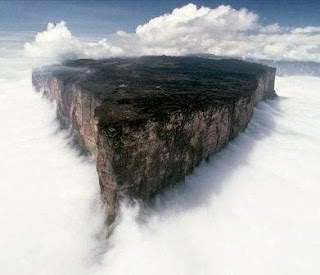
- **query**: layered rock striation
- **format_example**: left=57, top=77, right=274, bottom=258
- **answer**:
left=32, top=56, right=276, bottom=223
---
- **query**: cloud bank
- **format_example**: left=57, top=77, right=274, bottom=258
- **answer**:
left=25, top=3, right=320, bottom=63
left=24, top=21, right=124, bottom=64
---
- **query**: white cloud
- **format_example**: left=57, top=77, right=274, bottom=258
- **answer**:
left=24, top=21, right=124, bottom=64
left=130, top=4, right=320, bottom=61
left=25, top=4, right=320, bottom=63
left=259, top=23, right=283, bottom=33
left=291, top=26, right=320, bottom=34
left=136, top=4, right=258, bottom=42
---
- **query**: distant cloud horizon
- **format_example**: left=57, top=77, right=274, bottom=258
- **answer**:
left=24, top=3, right=320, bottom=63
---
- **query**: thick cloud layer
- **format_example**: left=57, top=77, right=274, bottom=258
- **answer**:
left=24, top=3, right=320, bottom=63
left=0, top=49, right=107, bottom=275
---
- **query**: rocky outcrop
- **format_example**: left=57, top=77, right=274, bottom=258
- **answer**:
left=32, top=56, right=276, bottom=224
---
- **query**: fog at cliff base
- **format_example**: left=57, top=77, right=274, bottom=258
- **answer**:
left=1, top=6, right=320, bottom=275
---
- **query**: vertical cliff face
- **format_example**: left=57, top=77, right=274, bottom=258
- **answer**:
left=254, top=69, right=277, bottom=103
left=96, top=105, right=232, bottom=223
left=33, top=75, right=100, bottom=153
left=32, top=56, right=276, bottom=223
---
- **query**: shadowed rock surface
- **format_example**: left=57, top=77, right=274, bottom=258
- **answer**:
left=32, top=56, right=276, bottom=224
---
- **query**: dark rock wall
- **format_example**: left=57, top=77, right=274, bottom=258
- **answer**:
left=97, top=105, right=232, bottom=222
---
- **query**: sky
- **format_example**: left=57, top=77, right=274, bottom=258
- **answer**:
left=1, top=0, right=320, bottom=62
left=1, top=0, right=320, bottom=35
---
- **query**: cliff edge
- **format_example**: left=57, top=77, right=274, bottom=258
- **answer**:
left=32, top=56, right=276, bottom=224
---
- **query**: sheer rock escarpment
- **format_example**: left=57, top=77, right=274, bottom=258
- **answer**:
left=32, top=56, right=276, bottom=224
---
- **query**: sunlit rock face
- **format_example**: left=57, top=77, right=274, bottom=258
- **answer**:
left=32, top=56, right=276, bottom=224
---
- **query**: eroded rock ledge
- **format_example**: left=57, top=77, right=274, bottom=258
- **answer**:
left=32, top=56, right=276, bottom=224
